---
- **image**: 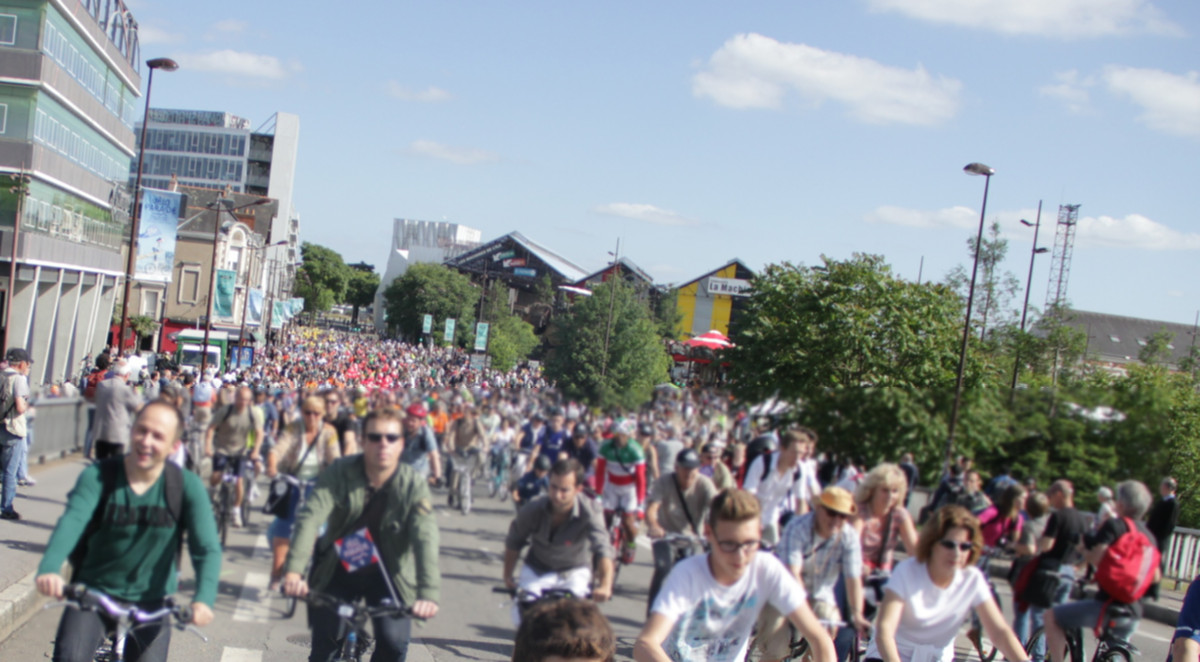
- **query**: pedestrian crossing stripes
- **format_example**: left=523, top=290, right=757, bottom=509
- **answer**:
left=219, top=647, right=263, bottom=662
left=231, top=534, right=272, bottom=624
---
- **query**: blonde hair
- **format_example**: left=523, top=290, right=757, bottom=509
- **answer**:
left=854, top=463, right=908, bottom=508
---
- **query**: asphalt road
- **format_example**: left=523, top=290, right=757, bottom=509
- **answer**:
left=0, top=473, right=1182, bottom=662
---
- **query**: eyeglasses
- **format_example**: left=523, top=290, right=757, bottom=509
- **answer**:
left=715, top=539, right=760, bottom=554
left=365, top=433, right=402, bottom=444
left=938, top=540, right=975, bottom=552
left=823, top=507, right=851, bottom=520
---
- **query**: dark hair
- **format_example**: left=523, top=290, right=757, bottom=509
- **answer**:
left=550, top=458, right=585, bottom=487
left=512, top=598, right=615, bottom=662
left=136, top=400, right=185, bottom=442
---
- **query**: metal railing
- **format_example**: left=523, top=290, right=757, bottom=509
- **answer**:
left=27, top=397, right=91, bottom=463
left=1163, top=527, right=1200, bottom=589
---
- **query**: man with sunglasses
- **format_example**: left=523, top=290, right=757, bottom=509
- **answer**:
left=322, top=389, right=359, bottom=456
left=283, top=407, right=440, bottom=662
left=634, top=489, right=834, bottom=662
left=756, top=486, right=867, bottom=662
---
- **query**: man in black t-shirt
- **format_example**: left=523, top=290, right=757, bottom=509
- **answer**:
left=322, top=390, right=359, bottom=456
left=1015, top=479, right=1089, bottom=661
left=1045, top=480, right=1158, bottom=662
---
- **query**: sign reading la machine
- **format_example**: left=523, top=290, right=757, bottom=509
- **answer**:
left=135, top=188, right=182, bottom=283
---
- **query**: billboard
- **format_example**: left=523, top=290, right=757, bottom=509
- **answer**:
left=134, top=188, right=181, bottom=283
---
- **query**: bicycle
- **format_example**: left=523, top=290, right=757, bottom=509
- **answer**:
left=44, top=584, right=207, bottom=661
left=647, top=532, right=708, bottom=614
left=747, top=617, right=865, bottom=662
left=447, top=447, right=480, bottom=515
left=493, top=585, right=588, bottom=625
left=969, top=546, right=1012, bottom=662
left=605, top=503, right=633, bottom=590
left=211, top=454, right=246, bottom=546
left=488, top=445, right=512, bottom=501
left=1021, top=589, right=1140, bottom=662
left=301, top=591, right=422, bottom=662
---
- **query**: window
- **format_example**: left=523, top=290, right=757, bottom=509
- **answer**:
left=0, top=14, right=15, bottom=46
left=0, top=103, right=7, bottom=134
left=141, top=289, right=161, bottom=317
left=179, top=267, right=200, bottom=304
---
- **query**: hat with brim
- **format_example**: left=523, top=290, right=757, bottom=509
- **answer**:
left=818, top=486, right=857, bottom=516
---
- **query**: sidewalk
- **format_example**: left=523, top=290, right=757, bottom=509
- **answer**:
left=0, top=454, right=87, bottom=642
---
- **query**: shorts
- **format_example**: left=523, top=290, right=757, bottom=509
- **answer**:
left=602, top=483, right=640, bottom=514
left=212, top=453, right=247, bottom=477
left=1052, top=599, right=1138, bottom=642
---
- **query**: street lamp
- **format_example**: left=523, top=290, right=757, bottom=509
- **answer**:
left=945, top=162, right=994, bottom=468
left=200, top=195, right=269, bottom=375
left=1010, top=203, right=1050, bottom=396
left=117, top=57, right=178, bottom=356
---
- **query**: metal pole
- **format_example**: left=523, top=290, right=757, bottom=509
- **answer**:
left=1010, top=201, right=1043, bottom=397
left=118, top=66, right=159, bottom=357
left=200, top=195, right=224, bottom=375
left=4, top=166, right=29, bottom=352
left=945, top=171, right=991, bottom=468
left=600, top=238, right=619, bottom=378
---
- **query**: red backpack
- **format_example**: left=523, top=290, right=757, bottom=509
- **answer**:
left=1094, top=517, right=1160, bottom=604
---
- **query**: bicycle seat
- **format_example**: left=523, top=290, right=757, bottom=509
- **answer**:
left=1101, top=603, right=1138, bottom=634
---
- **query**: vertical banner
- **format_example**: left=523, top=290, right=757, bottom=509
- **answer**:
left=247, top=289, right=264, bottom=326
left=135, top=188, right=181, bottom=283
left=290, top=298, right=305, bottom=316
left=271, top=301, right=286, bottom=329
left=232, top=346, right=254, bottom=369
left=474, top=322, right=489, bottom=351
left=443, top=318, right=456, bottom=343
left=422, top=314, right=433, bottom=334
left=214, top=269, right=236, bottom=320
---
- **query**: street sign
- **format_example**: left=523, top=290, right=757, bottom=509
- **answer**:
left=444, top=318, right=456, bottom=343
left=474, top=322, right=489, bottom=351
left=422, top=314, right=433, bottom=334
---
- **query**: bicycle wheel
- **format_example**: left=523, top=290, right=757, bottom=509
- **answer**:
left=218, top=483, right=230, bottom=547
left=1096, top=647, right=1131, bottom=662
left=460, top=469, right=472, bottom=515
left=1023, top=627, right=1046, bottom=660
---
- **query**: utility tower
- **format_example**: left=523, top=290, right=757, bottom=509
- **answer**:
left=1045, top=204, right=1081, bottom=310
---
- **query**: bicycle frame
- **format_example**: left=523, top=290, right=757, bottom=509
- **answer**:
left=44, top=585, right=206, bottom=661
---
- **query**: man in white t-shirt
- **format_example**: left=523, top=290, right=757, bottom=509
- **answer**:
left=743, top=428, right=810, bottom=545
left=634, top=489, right=835, bottom=662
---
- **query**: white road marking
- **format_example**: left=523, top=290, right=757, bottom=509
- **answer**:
left=1138, top=631, right=1173, bottom=644
left=231, top=535, right=272, bottom=623
left=220, top=647, right=263, bottom=662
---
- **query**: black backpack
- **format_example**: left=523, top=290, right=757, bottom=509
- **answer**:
left=67, top=458, right=186, bottom=580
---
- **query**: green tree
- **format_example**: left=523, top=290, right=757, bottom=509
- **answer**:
left=545, top=278, right=670, bottom=410
left=382, top=263, right=476, bottom=345
left=488, top=314, right=539, bottom=372
left=1139, top=328, right=1175, bottom=366
left=946, top=221, right=1021, bottom=341
left=343, top=267, right=381, bottom=328
left=295, top=242, right=349, bottom=314
left=651, top=287, right=682, bottom=340
left=127, top=315, right=159, bottom=349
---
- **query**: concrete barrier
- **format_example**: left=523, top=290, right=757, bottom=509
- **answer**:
left=28, top=397, right=90, bottom=461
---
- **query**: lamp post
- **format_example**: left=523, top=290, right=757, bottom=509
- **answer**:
left=945, top=162, right=994, bottom=469
left=117, top=57, right=178, bottom=357
left=1010, top=202, right=1050, bottom=398
left=200, top=195, right=269, bottom=375
left=237, top=239, right=286, bottom=365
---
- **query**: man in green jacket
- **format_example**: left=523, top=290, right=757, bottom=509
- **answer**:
left=36, top=400, right=221, bottom=662
left=283, top=406, right=440, bottom=661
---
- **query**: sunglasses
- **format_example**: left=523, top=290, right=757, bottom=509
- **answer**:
left=365, top=433, right=402, bottom=444
left=302, top=410, right=323, bottom=416
left=715, top=539, right=761, bottom=554
left=823, top=506, right=851, bottom=520
left=938, top=540, right=975, bottom=552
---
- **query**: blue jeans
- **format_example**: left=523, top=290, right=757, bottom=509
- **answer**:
left=0, top=433, right=22, bottom=513
left=1014, top=565, right=1075, bottom=662
left=17, top=424, right=32, bottom=480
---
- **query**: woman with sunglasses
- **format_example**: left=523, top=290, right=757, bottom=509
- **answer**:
left=265, top=395, right=341, bottom=588
left=865, top=505, right=1029, bottom=662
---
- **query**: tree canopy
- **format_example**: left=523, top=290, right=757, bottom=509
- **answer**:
left=295, top=242, right=349, bottom=314
left=381, top=263, right=477, bottom=345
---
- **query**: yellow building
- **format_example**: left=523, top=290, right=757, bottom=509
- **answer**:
left=675, top=259, right=755, bottom=339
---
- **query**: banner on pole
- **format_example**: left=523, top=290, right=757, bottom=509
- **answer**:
left=134, top=188, right=181, bottom=283
left=474, top=322, right=489, bottom=351
left=214, top=269, right=236, bottom=320
left=422, top=314, right=433, bottom=334
left=443, top=318, right=456, bottom=343
left=271, top=301, right=286, bottom=329
left=247, top=289, right=264, bottom=326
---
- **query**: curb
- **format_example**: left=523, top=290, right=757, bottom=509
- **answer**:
left=0, top=569, right=46, bottom=644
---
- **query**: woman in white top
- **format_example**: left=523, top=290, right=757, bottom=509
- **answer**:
left=866, top=505, right=1029, bottom=662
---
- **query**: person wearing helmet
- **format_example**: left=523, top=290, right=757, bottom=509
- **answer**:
left=399, top=402, right=441, bottom=485
left=562, top=421, right=599, bottom=488
left=513, top=454, right=552, bottom=509
left=596, top=418, right=647, bottom=565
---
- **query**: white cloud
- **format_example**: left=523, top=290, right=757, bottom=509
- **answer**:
left=1103, top=66, right=1200, bottom=138
left=138, top=24, right=184, bottom=46
left=385, top=82, right=452, bottom=103
left=867, top=206, right=1200, bottom=251
left=693, top=33, right=961, bottom=126
left=213, top=19, right=248, bottom=33
left=1040, top=70, right=1095, bottom=113
left=406, top=140, right=499, bottom=165
left=178, top=50, right=298, bottom=79
left=865, top=205, right=978, bottom=229
left=1075, top=213, right=1200, bottom=250
left=595, top=203, right=698, bottom=227
left=866, top=0, right=1181, bottom=38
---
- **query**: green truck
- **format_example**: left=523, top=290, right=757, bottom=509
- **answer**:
left=173, top=329, right=230, bottom=374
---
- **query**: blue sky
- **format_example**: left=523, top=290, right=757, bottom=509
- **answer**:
left=132, top=1, right=1200, bottom=326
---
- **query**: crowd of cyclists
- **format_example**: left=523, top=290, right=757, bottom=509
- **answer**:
left=7, top=327, right=1194, bottom=662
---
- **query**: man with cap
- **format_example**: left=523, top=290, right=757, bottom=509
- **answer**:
left=561, top=421, right=599, bottom=487
left=399, top=402, right=441, bottom=485
left=754, top=486, right=867, bottom=662
left=0, top=347, right=32, bottom=520
left=645, top=448, right=718, bottom=615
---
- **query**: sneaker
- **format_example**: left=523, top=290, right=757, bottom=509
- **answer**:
left=231, top=508, right=243, bottom=528
left=0, top=510, right=20, bottom=520
left=18, top=477, right=35, bottom=487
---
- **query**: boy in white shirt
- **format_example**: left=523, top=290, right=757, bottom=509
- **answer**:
left=634, top=489, right=836, bottom=662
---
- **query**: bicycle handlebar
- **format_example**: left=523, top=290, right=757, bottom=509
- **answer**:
left=301, top=591, right=425, bottom=620
left=48, top=584, right=207, bottom=642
